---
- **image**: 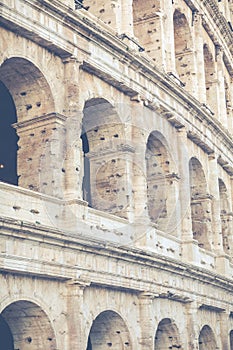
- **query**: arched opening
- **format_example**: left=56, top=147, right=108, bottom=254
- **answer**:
left=219, top=178, right=232, bottom=255
left=154, top=318, right=182, bottom=349
left=86, top=310, right=132, bottom=350
left=173, top=9, right=195, bottom=93
left=0, top=314, right=14, bottom=349
left=133, top=0, right=163, bottom=66
left=1, top=300, right=57, bottom=350
left=189, top=157, right=212, bottom=249
left=230, top=329, right=233, bottom=350
left=198, top=325, right=216, bottom=350
left=146, top=131, right=179, bottom=233
left=203, top=44, right=217, bottom=115
left=0, top=81, right=18, bottom=185
left=82, top=98, right=130, bottom=218
left=0, top=57, right=59, bottom=196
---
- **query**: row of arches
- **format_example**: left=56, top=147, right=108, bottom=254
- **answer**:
left=0, top=299, right=229, bottom=349
left=0, top=56, right=232, bottom=254
left=80, top=1, right=233, bottom=129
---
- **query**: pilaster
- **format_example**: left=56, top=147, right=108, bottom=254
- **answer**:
left=66, top=279, right=90, bottom=350
left=193, top=13, right=206, bottom=104
left=216, top=45, right=228, bottom=128
left=63, top=57, right=83, bottom=201
left=138, top=292, right=156, bottom=350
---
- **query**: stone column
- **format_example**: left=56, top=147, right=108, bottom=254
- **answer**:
left=218, top=311, right=229, bottom=350
left=138, top=292, right=156, bottom=350
left=208, top=154, right=222, bottom=252
left=161, top=1, right=176, bottom=73
left=185, top=302, right=199, bottom=350
left=63, top=57, right=83, bottom=201
left=66, top=280, right=90, bottom=350
left=216, top=45, right=228, bottom=128
left=193, top=13, right=206, bottom=104
left=176, top=128, right=197, bottom=262
left=121, top=0, right=134, bottom=36
left=226, top=77, right=233, bottom=134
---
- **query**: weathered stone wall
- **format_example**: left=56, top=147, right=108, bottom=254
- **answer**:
left=1, top=0, right=233, bottom=349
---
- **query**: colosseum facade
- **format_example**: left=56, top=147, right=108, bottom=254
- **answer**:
left=1, top=0, right=233, bottom=349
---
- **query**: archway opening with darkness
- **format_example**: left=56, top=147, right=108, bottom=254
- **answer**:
left=0, top=57, right=56, bottom=194
left=230, top=329, right=233, bottom=350
left=86, top=310, right=132, bottom=350
left=1, top=300, right=57, bottom=350
left=0, top=81, right=18, bottom=185
left=198, top=325, right=217, bottom=350
left=154, top=318, right=182, bottom=349
left=0, top=314, right=14, bottom=350
left=146, top=131, right=178, bottom=233
left=82, top=98, right=130, bottom=218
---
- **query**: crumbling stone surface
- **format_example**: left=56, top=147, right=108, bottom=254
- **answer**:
left=0, top=0, right=233, bottom=349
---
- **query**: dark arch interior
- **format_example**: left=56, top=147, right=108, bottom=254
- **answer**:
left=81, top=128, right=91, bottom=205
left=0, top=314, right=14, bottom=350
left=0, top=81, right=18, bottom=185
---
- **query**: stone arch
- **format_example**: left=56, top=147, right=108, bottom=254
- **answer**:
left=219, top=178, right=232, bottom=255
left=189, top=157, right=212, bottom=249
left=82, top=98, right=131, bottom=218
left=203, top=44, right=217, bottom=114
left=0, top=57, right=65, bottom=196
left=173, top=9, right=195, bottom=93
left=86, top=310, right=132, bottom=350
left=146, top=131, right=179, bottom=233
left=230, top=329, right=233, bottom=350
left=133, top=0, right=163, bottom=66
left=0, top=57, right=55, bottom=122
left=0, top=300, right=57, bottom=350
left=154, top=318, right=182, bottom=349
left=198, top=325, right=217, bottom=350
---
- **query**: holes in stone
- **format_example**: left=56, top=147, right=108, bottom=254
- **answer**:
left=30, top=133, right=34, bottom=137
left=20, top=91, right=27, bottom=96
left=62, top=168, right=65, bottom=173
left=100, top=8, right=105, bottom=13
left=100, top=137, right=105, bottom=140
left=116, top=331, right=121, bottom=334
left=47, top=337, right=53, bottom=341
left=111, top=159, right=116, bottom=163
left=107, top=343, right=112, bottom=347
left=41, top=129, right=46, bottom=134
left=25, top=337, right=32, bottom=343
left=94, top=128, right=98, bottom=132
left=26, top=104, right=32, bottom=110
left=113, top=134, right=118, bottom=138
left=36, top=102, right=41, bottom=107
left=124, top=342, right=129, bottom=346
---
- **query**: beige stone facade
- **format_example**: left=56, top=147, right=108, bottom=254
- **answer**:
left=1, top=0, right=233, bottom=349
